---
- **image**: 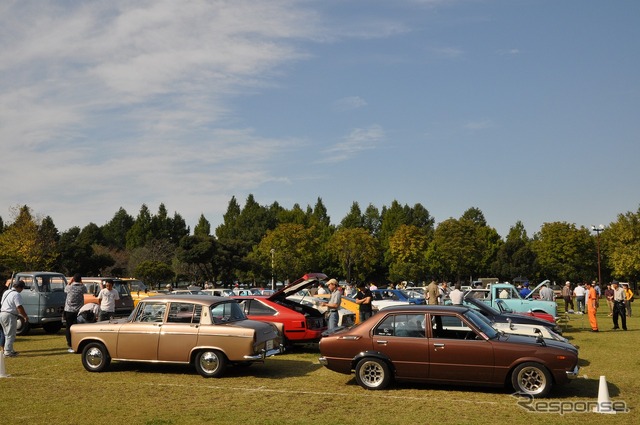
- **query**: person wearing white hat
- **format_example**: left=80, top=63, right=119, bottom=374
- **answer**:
left=0, top=280, right=29, bottom=357
left=321, top=279, right=341, bottom=331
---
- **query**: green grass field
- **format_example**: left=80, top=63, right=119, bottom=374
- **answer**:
left=1, top=307, right=637, bottom=425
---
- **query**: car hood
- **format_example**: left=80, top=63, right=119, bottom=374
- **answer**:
left=524, top=279, right=551, bottom=299
left=268, top=273, right=328, bottom=301
left=496, top=332, right=578, bottom=355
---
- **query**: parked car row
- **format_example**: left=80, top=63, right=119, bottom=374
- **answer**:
left=14, top=271, right=580, bottom=398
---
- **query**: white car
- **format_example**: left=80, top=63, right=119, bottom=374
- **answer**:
left=286, top=295, right=356, bottom=327
left=491, top=320, right=569, bottom=343
left=372, top=299, right=411, bottom=311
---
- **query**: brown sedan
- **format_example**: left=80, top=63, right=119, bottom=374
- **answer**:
left=71, top=294, right=283, bottom=378
left=319, top=305, right=579, bottom=397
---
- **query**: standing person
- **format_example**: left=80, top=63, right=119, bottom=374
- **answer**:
left=0, top=280, right=29, bottom=357
left=97, top=279, right=120, bottom=321
left=604, top=284, right=615, bottom=316
left=586, top=282, right=599, bottom=332
left=622, top=283, right=633, bottom=317
left=573, top=282, right=586, bottom=314
left=64, top=274, right=87, bottom=353
left=0, top=279, right=10, bottom=348
left=354, top=283, right=373, bottom=322
left=449, top=283, right=464, bottom=305
left=316, top=284, right=328, bottom=295
left=539, top=283, right=554, bottom=301
left=438, top=283, right=450, bottom=305
left=426, top=281, right=439, bottom=305
left=519, top=282, right=532, bottom=298
left=611, top=281, right=627, bottom=331
left=321, top=279, right=342, bottom=331
left=562, top=281, right=574, bottom=313
left=369, top=282, right=378, bottom=291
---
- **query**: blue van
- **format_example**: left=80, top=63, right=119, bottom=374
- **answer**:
left=12, top=271, right=67, bottom=335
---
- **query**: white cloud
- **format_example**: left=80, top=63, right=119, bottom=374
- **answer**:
left=320, top=125, right=385, bottom=163
left=0, top=0, right=322, bottom=229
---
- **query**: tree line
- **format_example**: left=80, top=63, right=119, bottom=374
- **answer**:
left=1, top=197, right=639, bottom=288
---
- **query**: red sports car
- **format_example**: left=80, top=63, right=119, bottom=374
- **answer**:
left=232, top=273, right=328, bottom=345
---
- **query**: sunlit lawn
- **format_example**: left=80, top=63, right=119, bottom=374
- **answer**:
left=1, top=306, right=638, bottom=425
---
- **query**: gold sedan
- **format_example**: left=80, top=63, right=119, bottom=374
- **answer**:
left=71, top=294, right=283, bottom=378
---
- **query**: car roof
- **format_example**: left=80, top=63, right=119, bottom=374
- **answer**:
left=140, top=294, right=233, bottom=304
left=378, top=305, right=470, bottom=314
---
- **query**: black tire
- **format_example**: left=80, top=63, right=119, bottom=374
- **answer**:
left=355, top=358, right=392, bottom=390
left=194, top=350, right=227, bottom=378
left=15, top=317, right=29, bottom=336
left=511, top=362, right=553, bottom=397
left=43, top=322, right=63, bottom=334
left=81, top=342, right=111, bottom=373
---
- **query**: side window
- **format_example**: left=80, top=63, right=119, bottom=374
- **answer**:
left=430, top=314, right=474, bottom=340
left=374, top=315, right=395, bottom=336
left=135, top=302, right=167, bottom=322
left=374, top=314, right=425, bottom=338
left=50, top=276, right=66, bottom=292
left=167, top=302, right=196, bottom=323
left=245, top=299, right=276, bottom=316
left=20, top=277, right=34, bottom=290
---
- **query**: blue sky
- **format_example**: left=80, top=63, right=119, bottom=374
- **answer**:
left=1, top=0, right=638, bottom=238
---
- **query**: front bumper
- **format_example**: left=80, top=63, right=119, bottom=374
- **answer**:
left=566, top=365, right=580, bottom=379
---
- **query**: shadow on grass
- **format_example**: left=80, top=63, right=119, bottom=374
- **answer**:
left=102, top=356, right=322, bottom=379
left=339, top=372, right=614, bottom=400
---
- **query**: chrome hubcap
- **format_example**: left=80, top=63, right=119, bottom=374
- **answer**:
left=200, top=352, right=220, bottom=374
left=86, top=347, right=104, bottom=369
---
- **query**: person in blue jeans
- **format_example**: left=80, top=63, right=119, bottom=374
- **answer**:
left=322, top=279, right=342, bottom=331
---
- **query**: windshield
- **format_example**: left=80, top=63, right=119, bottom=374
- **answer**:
left=463, top=309, right=498, bottom=339
left=210, top=301, right=247, bottom=323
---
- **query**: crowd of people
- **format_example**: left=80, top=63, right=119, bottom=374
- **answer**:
left=1, top=273, right=123, bottom=358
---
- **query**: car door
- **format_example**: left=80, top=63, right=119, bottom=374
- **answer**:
left=157, top=302, right=201, bottom=362
left=371, top=313, right=429, bottom=379
left=426, top=313, right=494, bottom=384
left=116, top=301, right=166, bottom=360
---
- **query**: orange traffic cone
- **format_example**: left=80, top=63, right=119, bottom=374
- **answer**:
left=593, top=375, right=615, bottom=414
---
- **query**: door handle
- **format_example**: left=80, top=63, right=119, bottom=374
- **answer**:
left=434, top=343, right=445, bottom=348
left=376, top=340, right=388, bottom=345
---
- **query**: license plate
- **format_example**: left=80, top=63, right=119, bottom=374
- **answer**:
left=266, top=339, right=274, bottom=350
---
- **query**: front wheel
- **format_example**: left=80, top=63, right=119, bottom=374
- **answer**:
left=81, top=342, right=111, bottom=372
left=194, top=350, right=227, bottom=378
left=355, top=358, right=392, bottom=390
left=43, top=322, right=63, bottom=334
left=16, top=317, right=29, bottom=336
left=511, top=362, right=552, bottom=397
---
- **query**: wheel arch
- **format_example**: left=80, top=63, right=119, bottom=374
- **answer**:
left=351, top=351, right=395, bottom=373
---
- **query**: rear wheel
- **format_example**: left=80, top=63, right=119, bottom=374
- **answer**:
left=355, top=358, right=392, bottom=390
left=194, top=350, right=227, bottom=378
left=511, top=362, right=552, bottom=397
left=81, top=342, right=111, bottom=372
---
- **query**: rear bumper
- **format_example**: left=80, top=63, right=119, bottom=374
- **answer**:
left=243, top=344, right=284, bottom=361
